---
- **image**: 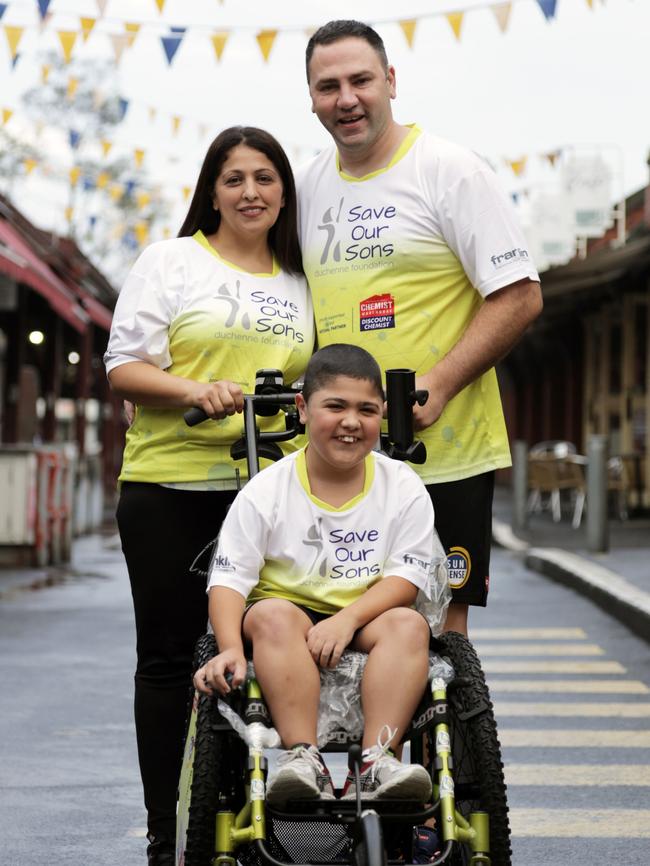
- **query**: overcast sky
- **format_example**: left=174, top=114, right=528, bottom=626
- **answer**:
left=1, top=0, right=648, bottom=250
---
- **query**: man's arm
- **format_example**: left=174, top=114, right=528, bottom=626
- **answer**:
left=413, top=277, right=542, bottom=430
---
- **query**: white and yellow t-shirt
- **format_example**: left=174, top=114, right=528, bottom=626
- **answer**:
left=207, top=449, right=438, bottom=615
left=296, top=126, right=539, bottom=484
left=104, top=232, right=314, bottom=485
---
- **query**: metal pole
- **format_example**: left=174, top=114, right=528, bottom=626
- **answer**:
left=587, top=434, right=609, bottom=553
left=512, top=440, right=529, bottom=532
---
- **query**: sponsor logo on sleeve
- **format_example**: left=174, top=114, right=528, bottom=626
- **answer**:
left=490, top=247, right=530, bottom=269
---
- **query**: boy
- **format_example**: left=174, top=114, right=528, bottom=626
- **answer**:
left=194, top=344, right=436, bottom=804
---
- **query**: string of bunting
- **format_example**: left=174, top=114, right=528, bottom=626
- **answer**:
left=0, top=0, right=607, bottom=68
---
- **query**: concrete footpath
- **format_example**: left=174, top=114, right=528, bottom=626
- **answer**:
left=492, top=485, right=650, bottom=644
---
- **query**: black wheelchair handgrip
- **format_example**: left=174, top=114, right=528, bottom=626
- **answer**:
left=184, top=407, right=209, bottom=427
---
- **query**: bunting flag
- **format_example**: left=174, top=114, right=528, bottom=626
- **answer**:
left=134, top=221, right=149, bottom=246
left=41, top=63, right=50, bottom=83
left=125, top=22, right=140, bottom=47
left=545, top=149, right=561, bottom=167
left=4, top=25, right=24, bottom=60
left=23, top=158, right=37, bottom=174
left=136, top=191, right=151, bottom=209
left=211, top=31, right=229, bottom=61
left=155, top=0, right=166, bottom=13
left=585, top=0, right=594, bottom=6
left=101, top=139, right=112, bottom=157
left=536, top=0, right=558, bottom=20
left=11, top=51, right=19, bottom=68
left=0, top=5, right=7, bottom=21
left=171, top=115, right=181, bottom=135
left=57, top=30, right=78, bottom=63
left=80, top=17, right=96, bottom=42
left=96, top=171, right=109, bottom=188
left=398, top=20, right=417, bottom=48
left=161, top=30, right=185, bottom=65
left=69, top=166, right=81, bottom=187
left=37, top=0, right=52, bottom=19
left=491, top=2, right=512, bottom=33
left=96, top=0, right=108, bottom=17
left=134, top=148, right=145, bottom=168
left=256, top=29, right=277, bottom=62
left=110, top=33, right=129, bottom=64
left=2, top=107, right=12, bottom=124
left=125, top=179, right=136, bottom=196
left=67, top=77, right=79, bottom=99
left=182, top=185, right=192, bottom=201
left=118, top=97, right=129, bottom=120
left=82, top=176, right=96, bottom=192
left=508, top=157, right=527, bottom=176
left=109, top=183, right=124, bottom=201
left=69, top=129, right=81, bottom=149
left=148, top=106, right=157, bottom=121
left=446, top=12, right=464, bottom=41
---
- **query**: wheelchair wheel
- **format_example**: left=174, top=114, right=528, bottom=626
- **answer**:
left=183, top=634, right=247, bottom=866
left=354, top=810, right=387, bottom=866
left=436, top=631, right=511, bottom=866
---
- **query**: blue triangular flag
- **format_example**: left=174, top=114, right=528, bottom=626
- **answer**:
left=0, top=5, right=8, bottom=21
left=161, top=34, right=184, bottom=65
left=69, top=129, right=81, bottom=149
left=118, top=97, right=129, bottom=120
left=36, top=0, right=52, bottom=19
left=125, top=179, right=136, bottom=196
left=11, top=51, right=20, bottom=69
left=536, top=0, right=557, bottom=21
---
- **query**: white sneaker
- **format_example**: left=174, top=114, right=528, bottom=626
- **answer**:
left=267, top=744, right=336, bottom=805
left=341, top=726, right=432, bottom=801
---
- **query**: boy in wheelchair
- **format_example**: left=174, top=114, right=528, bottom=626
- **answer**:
left=194, top=344, right=440, bottom=806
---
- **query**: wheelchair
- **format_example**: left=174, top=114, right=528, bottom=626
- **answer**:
left=177, top=370, right=511, bottom=866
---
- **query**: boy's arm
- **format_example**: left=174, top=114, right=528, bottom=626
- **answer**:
left=195, top=587, right=247, bottom=696
left=306, top=575, right=417, bottom=669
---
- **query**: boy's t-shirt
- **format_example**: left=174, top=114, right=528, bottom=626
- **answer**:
left=207, top=449, right=437, bottom=615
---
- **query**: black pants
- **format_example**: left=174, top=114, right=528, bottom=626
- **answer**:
left=117, top=481, right=237, bottom=841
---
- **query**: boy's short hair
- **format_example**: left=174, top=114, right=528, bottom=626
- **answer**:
left=302, top=344, right=384, bottom=401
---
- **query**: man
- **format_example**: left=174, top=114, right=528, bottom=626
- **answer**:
left=296, top=20, right=543, bottom=636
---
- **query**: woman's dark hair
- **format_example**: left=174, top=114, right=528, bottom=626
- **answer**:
left=178, top=126, right=303, bottom=276
left=302, top=344, right=384, bottom=402
left=306, top=20, right=389, bottom=81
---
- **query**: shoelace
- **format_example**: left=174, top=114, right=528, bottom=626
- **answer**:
left=277, top=745, right=325, bottom=774
left=362, top=724, right=398, bottom=783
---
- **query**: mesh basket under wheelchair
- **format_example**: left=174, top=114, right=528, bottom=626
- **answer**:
left=238, top=818, right=353, bottom=866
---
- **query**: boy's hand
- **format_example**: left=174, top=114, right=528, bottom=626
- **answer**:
left=307, top=611, right=356, bottom=669
left=194, top=649, right=247, bottom=696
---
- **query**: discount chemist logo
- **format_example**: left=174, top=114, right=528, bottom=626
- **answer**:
left=317, top=198, right=396, bottom=265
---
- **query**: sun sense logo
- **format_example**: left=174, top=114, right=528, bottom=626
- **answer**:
left=490, top=247, right=530, bottom=269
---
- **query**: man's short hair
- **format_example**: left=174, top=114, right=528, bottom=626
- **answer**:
left=305, top=20, right=389, bottom=81
left=302, top=344, right=384, bottom=401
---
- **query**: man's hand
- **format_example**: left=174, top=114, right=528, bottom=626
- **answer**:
left=412, top=372, right=447, bottom=431
left=194, top=649, right=247, bottom=696
left=307, top=611, right=357, bottom=669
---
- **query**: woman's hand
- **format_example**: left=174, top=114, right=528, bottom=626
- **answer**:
left=188, top=380, right=245, bottom=420
left=306, top=611, right=357, bottom=670
left=194, top=649, right=247, bottom=696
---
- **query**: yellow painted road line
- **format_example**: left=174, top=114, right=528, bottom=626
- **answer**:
left=505, top=764, right=650, bottom=786
left=475, top=643, right=604, bottom=656
left=493, top=701, right=650, bottom=717
left=500, top=729, right=650, bottom=748
left=471, top=628, right=588, bottom=640
left=487, top=679, right=649, bottom=694
left=482, top=660, right=626, bottom=674
left=510, top=808, right=650, bottom=837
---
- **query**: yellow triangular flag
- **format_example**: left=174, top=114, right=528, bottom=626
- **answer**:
left=134, top=221, right=149, bottom=246
left=101, top=139, right=112, bottom=157
left=136, top=191, right=151, bottom=209
left=4, top=26, right=24, bottom=60
left=508, top=157, right=527, bottom=176
left=23, top=158, right=38, bottom=175
left=155, top=0, right=165, bottom=13
left=211, top=31, right=229, bottom=61
left=182, top=185, right=192, bottom=201
left=69, top=166, right=81, bottom=187
left=148, top=106, right=157, bottom=121
left=585, top=0, right=594, bottom=7
left=172, top=115, right=181, bottom=135
left=67, top=77, right=79, bottom=99
left=80, top=17, right=96, bottom=42
left=110, top=33, right=129, bottom=65
left=446, top=12, right=464, bottom=41
left=163, top=227, right=171, bottom=239
left=491, top=2, right=512, bottom=33
left=134, top=148, right=145, bottom=168
left=57, top=31, right=78, bottom=64
left=41, top=64, right=51, bottom=84
left=109, top=183, right=124, bottom=201
left=125, top=22, right=140, bottom=47
left=545, top=149, right=561, bottom=167
left=256, top=29, right=277, bottom=62
left=398, top=20, right=417, bottom=48
left=2, top=108, right=13, bottom=125
left=65, top=205, right=74, bottom=223
left=96, top=171, right=109, bottom=189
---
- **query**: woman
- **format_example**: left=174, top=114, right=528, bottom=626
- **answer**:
left=104, top=127, right=314, bottom=866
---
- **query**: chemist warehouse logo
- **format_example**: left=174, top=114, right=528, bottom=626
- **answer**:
left=446, top=546, right=471, bottom=589
left=317, top=198, right=396, bottom=265
left=490, top=247, right=530, bottom=270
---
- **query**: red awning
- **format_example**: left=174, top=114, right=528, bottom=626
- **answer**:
left=0, top=220, right=89, bottom=333
left=59, top=275, right=113, bottom=332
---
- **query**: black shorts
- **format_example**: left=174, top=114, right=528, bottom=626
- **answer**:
left=242, top=600, right=329, bottom=629
left=426, top=471, right=495, bottom=607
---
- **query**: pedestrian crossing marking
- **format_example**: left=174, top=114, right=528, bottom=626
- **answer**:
left=472, top=628, right=587, bottom=639
left=482, top=660, right=626, bottom=674
left=505, top=764, right=650, bottom=786
left=487, top=679, right=649, bottom=693
left=500, top=729, right=650, bottom=748
left=493, top=701, right=650, bottom=717
left=510, top=808, right=650, bottom=837
left=476, top=643, right=604, bottom=656
left=127, top=828, right=147, bottom=838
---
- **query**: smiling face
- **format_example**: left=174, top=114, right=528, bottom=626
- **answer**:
left=296, top=374, right=384, bottom=475
left=212, top=144, right=285, bottom=243
left=308, top=37, right=396, bottom=158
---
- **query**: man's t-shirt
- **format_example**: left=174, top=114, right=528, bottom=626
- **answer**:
left=296, top=126, right=539, bottom=484
left=207, top=449, right=440, bottom=615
